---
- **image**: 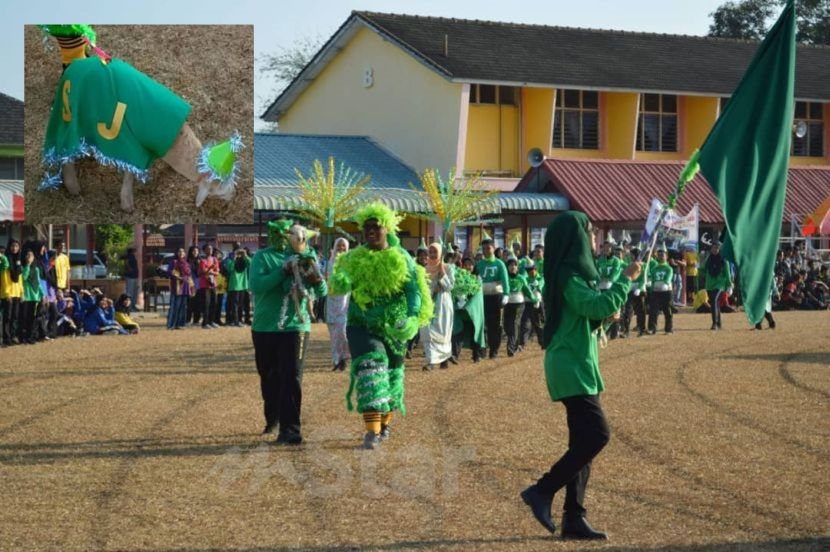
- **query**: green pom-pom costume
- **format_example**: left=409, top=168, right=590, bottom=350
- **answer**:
left=333, top=203, right=432, bottom=425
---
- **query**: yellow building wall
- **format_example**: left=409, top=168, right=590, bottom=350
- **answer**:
left=520, top=87, right=555, bottom=173
left=789, top=101, right=829, bottom=165
left=279, top=26, right=463, bottom=173
left=604, top=92, right=640, bottom=159
left=464, top=104, right=519, bottom=175
left=683, top=96, right=719, bottom=157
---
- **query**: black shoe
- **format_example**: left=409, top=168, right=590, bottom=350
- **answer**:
left=472, top=357, right=480, bottom=364
left=507, top=350, right=514, bottom=357
left=637, top=331, right=645, bottom=338
left=619, top=333, right=628, bottom=339
left=769, top=322, right=776, bottom=330
left=665, top=330, right=673, bottom=334
left=440, top=360, right=448, bottom=369
left=754, top=323, right=762, bottom=330
left=405, top=350, right=412, bottom=359
left=561, top=514, right=608, bottom=540
left=711, top=324, right=718, bottom=330
left=276, top=433, right=303, bottom=445
left=448, top=356, right=459, bottom=365
left=520, top=485, right=556, bottom=535
left=489, top=352, right=498, bottom=360
left=262, top=423, right=277, bottom=435
left=380, top=425, right=391, bottom=441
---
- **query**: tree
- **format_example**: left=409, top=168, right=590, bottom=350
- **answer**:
left=258, top=35, right=325, bottom=130
left=95, top=224, right=133, bottom=277
left=708, top=0, right=830, bottom=45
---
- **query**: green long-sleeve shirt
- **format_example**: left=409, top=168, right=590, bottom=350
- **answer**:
left=507, top=273, right=535, bottom=303
left=475, top=256, right=509, bottom=297
left=225, top=255, right=251, bottom=292
left=648, top=261, right=674, bottom=289
left=704, top=256, right=732, bottom=291
left=250, top=247, right=326, bottom=333
left=544, top=275, right=630, bottom=402
left=22, top=265, right=44, bottom=303
left=596, top=255, right=623, bottom=282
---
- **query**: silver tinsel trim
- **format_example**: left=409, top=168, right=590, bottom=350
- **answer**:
left=196, top=130, right=243, bottom=197
left=39, top=138, right=150, bottom=191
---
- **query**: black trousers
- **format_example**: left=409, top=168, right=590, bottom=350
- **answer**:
left=623, top=291, right=646, bottom=334
left=708, top=289, right=722, bottom=327
left=537, top=394, right=610, bottom=515
left=483, top=294, right=504, bottom=357
left=242, top=291, right=252, bottom=324
left=226, top=290, right=242, bottom=324
left=212, top=292, right=224, bottom=325
left=252, top=331, right=308, bottom=437
left=648, top=290, right=673, bottom=332
left=190, top=289, right=204, bottom=324
left=202, top=288, right=217, bottom=327
left=503, top=302, right=524, bottom=355
left=519, top=302, right=543, bottom=348
left=20, top=301, right=38, bottom=342
left=44, top=302, right=58, bottom=338
left=2, top=298, right=20, bottom=343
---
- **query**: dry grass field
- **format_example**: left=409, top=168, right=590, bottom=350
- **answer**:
left=23, top=24, right=254, bottom=224
left=0, top=310, right=828, bottom=551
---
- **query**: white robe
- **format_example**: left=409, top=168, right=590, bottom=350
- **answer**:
left=421, top=266, right=455, bottom=364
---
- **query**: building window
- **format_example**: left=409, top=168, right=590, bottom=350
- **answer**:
left=792, top=101, right=824, bottom=158
left=0, top=157, right=23, bottom=179
left=469, top=84, right=517, bottom=106
left=636, top=93, right=678, bottom=152
left=552, top=89, right=599, bottom=149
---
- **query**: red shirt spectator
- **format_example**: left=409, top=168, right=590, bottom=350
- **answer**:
left=198, top=255, right=219, bottom=289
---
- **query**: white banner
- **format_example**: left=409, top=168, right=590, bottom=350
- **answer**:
left=641, top=200, right=699, bottom=251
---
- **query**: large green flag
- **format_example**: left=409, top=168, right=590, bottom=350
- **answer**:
left=697, top=0, right=796, bottom=326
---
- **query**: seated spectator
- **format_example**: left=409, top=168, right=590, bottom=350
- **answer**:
left=84, top=296, right=127, bottom=335
left=780, top=282, right=804, bottom=310
left=718, top=290, right=736, bottom=313
left=803, top=280, right=829, bottom=310
left=114, top=294, right=141, bottom=334
left=693, top=289, right=711, bottom=313
left=55, top=290, right=79, bottom=337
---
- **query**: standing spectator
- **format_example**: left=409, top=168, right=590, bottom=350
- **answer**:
left=124, top=247, right=139, bottom=311
left=213, top=250, right=227, bottom=326
left=198, top=244, right=220, bottom=329
left=683, top=244, right=699, bottom=304
left=54, top=240, right=71, bottom=292
left=168, top=248, right=195, bottom=330
left=186, top=246, right=202, bottom=325
left=20, top=250, right=44, bottom=345
left=39, top=244, right=59, bottom=340
left=1, top=239, right=23, bottom=345
left=226, top=246, right=251, bottom=327
left=325, top=238, right=351, bottom=370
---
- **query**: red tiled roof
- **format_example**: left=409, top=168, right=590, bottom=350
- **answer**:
left=516, top=158, right=830, bottom=225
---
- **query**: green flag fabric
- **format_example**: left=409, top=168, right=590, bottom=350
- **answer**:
left=696, top=0, right=795, bottom=326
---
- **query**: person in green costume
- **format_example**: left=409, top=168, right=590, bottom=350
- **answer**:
left=521, top=211, right=641, bottom=540
left=331, top=203, right=432, bottom=450
left=703, top=239, right=733, bottom=330
left=647, top=243, right=674, bottom=335
left=451, top=257, right=486, bottom=363
left=519, top=260, right=544, bottom=349
left=504, top=256, right=535, bottom=356
left=250, top=219, right=327, bottom=444
left=621, top=247, right=653, bottom=338
left=475, top=233, right=510, bottom=359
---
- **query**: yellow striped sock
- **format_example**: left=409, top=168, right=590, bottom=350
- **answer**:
left=381, top=412, right=393, bottom=428
left=363, top=411, right=382, bottom=434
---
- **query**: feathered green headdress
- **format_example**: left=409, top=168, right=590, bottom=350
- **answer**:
left=40, top=25, right=97, bottom=45
left=267, top=219, right=293, bottom=250
left=353, top=202, right=401, bottom=233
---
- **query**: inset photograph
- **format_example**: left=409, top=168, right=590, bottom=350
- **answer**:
left=24, top=24, right=253, bottom=224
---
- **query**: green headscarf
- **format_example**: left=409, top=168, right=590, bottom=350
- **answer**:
left=542, top=211, right=600, bottom=347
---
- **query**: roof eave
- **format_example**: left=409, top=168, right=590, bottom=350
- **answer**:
left=261, top=13, right=455, bottom=123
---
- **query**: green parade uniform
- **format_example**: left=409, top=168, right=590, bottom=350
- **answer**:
left=250, top=220, right=327, bottom=443
left=522, top=211, right=630, bottom=540
left=331, top=203, right=432, bottom=449
left=505, top=261, right=535, bottom=356
left=647, top=257, right=674, bottom=334
left=623, top=255, right=654, bottom=336
left=704, top=245, right=733, bottom=329
left=519, top=264, right=545, bottom=348
left=596, top=254, right=623, bottom=290
left=475, top=254, right=510, bottom=358
left=451, top=267, right=486, bottom=362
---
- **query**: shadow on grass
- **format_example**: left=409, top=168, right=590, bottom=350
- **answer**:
left=724, top=352, right=830, bottom=365
left=129, top=536, right=830, bottom=551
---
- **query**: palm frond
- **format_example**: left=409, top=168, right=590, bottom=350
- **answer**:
left=293, top=156, right=371, bottom=229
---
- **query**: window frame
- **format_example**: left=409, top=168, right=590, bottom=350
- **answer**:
left=792, top=101, right=824, bottom=158
left=469, top=84, right=518, bottom=106
left=636, top=93, right=679, bottom=153
left=552, top=89, right=600, bottom=150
